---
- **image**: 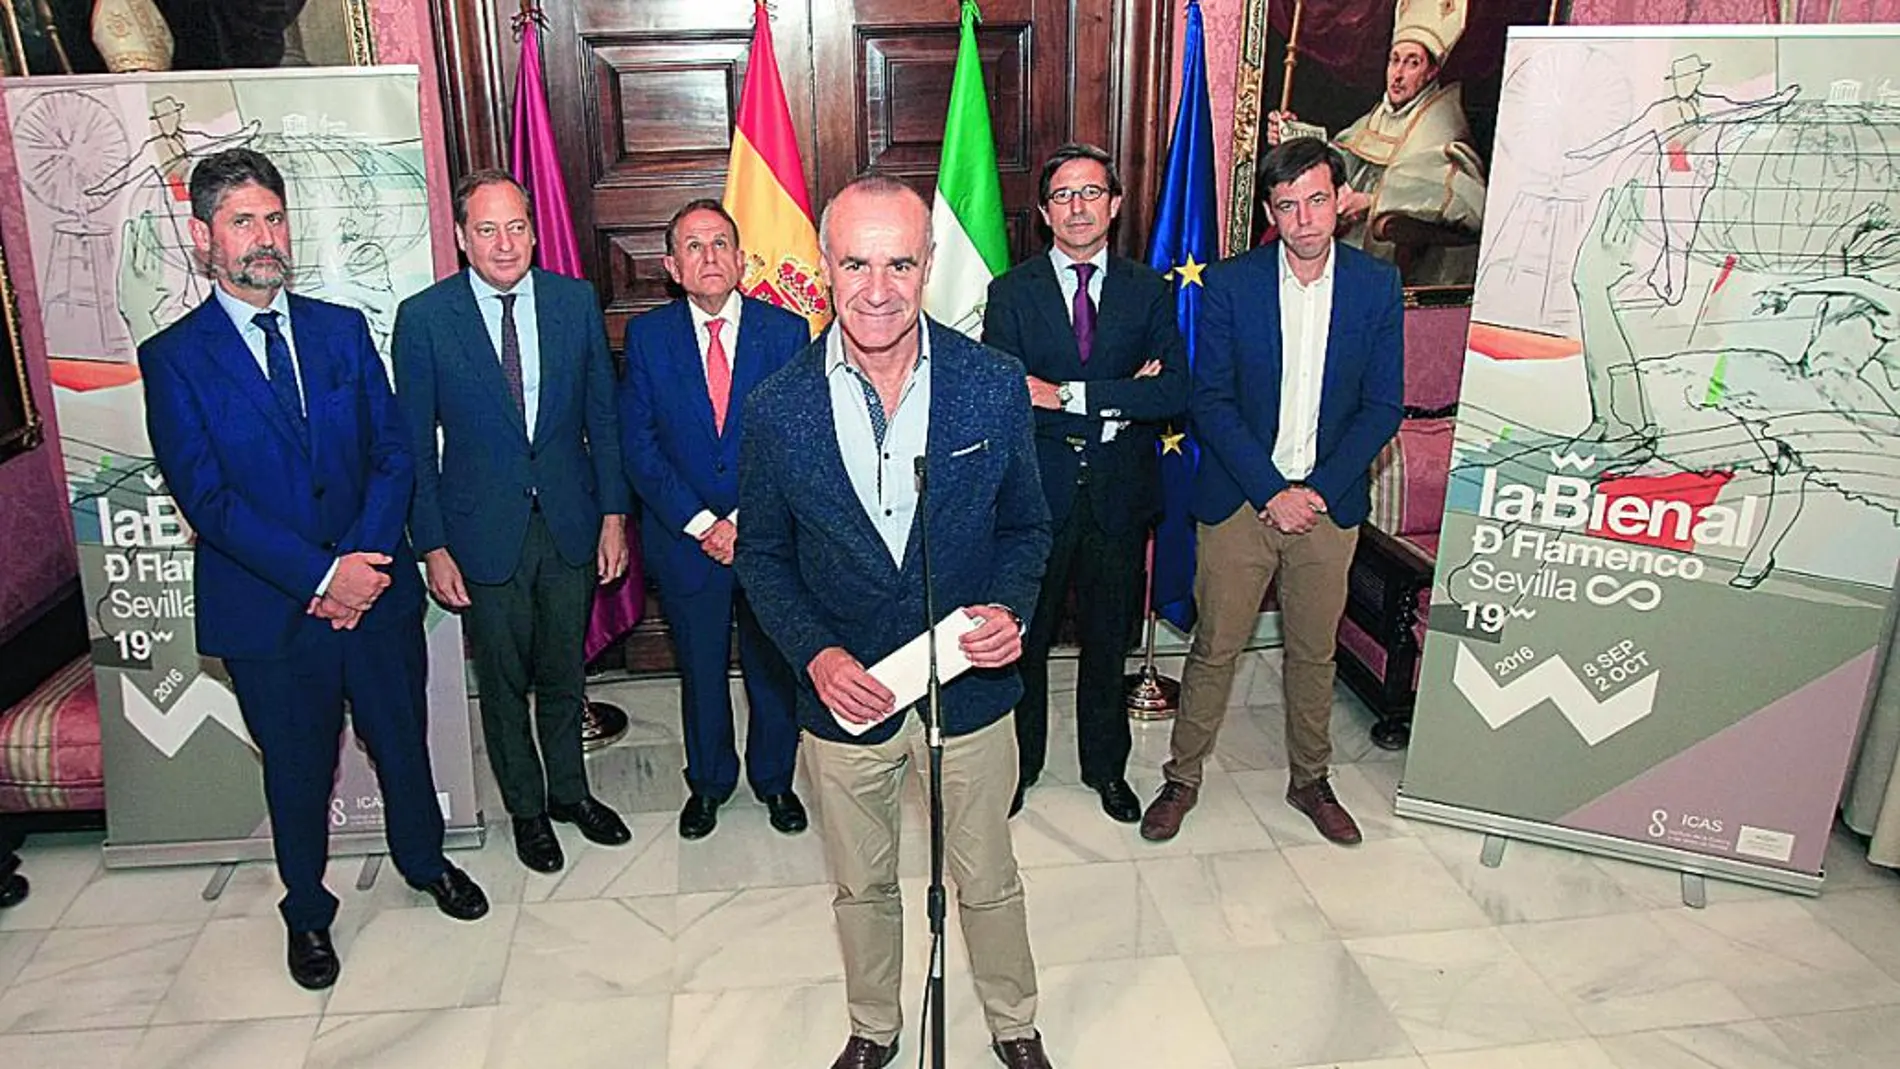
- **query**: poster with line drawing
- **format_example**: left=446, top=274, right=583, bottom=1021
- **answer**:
left=1402, top=27, right=1900, bottom=885
left=3, top=68, right=477, bottom=867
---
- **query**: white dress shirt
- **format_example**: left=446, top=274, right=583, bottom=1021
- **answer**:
left=827, top=325, right=932, bottom=565
left=468, top=267, right=542, bottom=441
left=682, top=291, right=745, bottom=539
left=1272, top=241, right=1335, bottom=481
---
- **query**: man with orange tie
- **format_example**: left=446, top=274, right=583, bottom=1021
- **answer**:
left=621, top=199, right=808, bottom=840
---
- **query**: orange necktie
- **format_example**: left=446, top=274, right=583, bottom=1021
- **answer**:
left=706, top=317, right=732, bottom=435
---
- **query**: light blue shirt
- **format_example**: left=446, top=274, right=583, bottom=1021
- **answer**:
left=827, top=325, right=932, bottom=565
left=213, top=284, right=301, bottom=413
left=1047, top=245, right=1110, bottom=419
left=468, top=267, right=542, bottom=440
left=212, top=284, right=336, bottom=597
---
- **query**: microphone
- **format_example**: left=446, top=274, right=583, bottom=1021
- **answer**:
left=914, top=455, right=939, bottom=744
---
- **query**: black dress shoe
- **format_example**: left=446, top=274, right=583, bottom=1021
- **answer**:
left=1087, top=778, right=1142, bottom=824
left=830, top=1035, right=899, bottom=1069
left=992, top=1032, right=1054, bottom=1068
left=678, top=793, right=721, bottom=840
left=513, top=815, right=565, bottom=873
left=409, top=862, right=490, bottom=921
left=286, top=928, right=339, bottom=990
left=548, top=796, right=632, bottom=846
left=762, top=791, right=808, bottom=835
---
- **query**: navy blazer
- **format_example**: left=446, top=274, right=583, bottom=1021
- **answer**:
left=1191, top=241, right=1404, bottom=528
left=140, top=294, right=423, bottom=660
left=735, top=320, right=1052, bottom=745
left=392, top=268, right=630, bottom=586
left=983, top=253, right=1188, bottom=533
left=620, top=296, right=808, bottom=596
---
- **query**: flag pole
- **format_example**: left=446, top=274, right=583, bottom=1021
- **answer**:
left=1279, top=0, right=1304, bottom=113
left=1125, top=529, right=1180, bottom=719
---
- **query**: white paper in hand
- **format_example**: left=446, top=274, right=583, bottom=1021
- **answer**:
left=834, top=611, right=982, bottom=736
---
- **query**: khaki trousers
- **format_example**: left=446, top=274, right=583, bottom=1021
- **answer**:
left=1166, top=505, right=1358, bottom=790
left=805, top=713, right=1039, bottom=1046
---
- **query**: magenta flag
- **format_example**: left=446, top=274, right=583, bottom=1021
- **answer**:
left=509, top=10, right=643, bottom=660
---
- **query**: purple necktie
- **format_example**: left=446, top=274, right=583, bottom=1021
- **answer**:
left=1071, top=261, right=1097, bottom=364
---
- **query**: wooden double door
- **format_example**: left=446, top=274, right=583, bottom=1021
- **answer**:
left=431, top=0, right=1176, bottom=668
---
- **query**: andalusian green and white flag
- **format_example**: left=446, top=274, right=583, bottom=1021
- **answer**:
left=924, top=0, right=1009, bottom=338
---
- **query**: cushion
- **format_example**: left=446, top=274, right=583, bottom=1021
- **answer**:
left=0, top=657, right=105, bottom=812
left=1367, top=418, right=1455, bottom=537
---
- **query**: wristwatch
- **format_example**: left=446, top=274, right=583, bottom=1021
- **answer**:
left=985, top=603, right=1027, bottom=637
left=1055, top=382, right=1074, bottom=408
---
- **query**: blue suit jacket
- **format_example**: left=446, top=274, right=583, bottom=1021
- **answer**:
left=735, top=320, right=1052, bottom=745
left=139, top=294, right=423, bottom=661
left=1191, top=241, right=1404, bottom=528
left=620, top=296, right=808, bottom=596
left=392, top=268, right=630, bottom=586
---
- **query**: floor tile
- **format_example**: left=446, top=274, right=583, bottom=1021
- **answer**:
left=307, top=1007, right=497, bottom=1069
left=1650, top=897, right=1900, bottom=1018
left=1036, top=955, right=1238, bottom=1068
left=486, top=994, right=669, bottom=1069
left=1021, top=861, right=1174, bottom=966
left=668, top=984, right=852, bottom=1069
left=1347, top=927, right=1585, bottom=1053
left=1282, top=838, right=1490, bottom=939
left=1138, top=849, right=1334, bottom=952
left=0, top=1025, right=141, bottom=1068
left=150, top=914, right=331, bottom=1024
left=1597, top=1019, right=1806, bottom=1069
left=1419, top=831, right=1655, bottom=925
left=499, top=899, right=672, bottom=1003
left=673, top=884, right=842, bottom=992
left=0, top=920, right=199, bottom=1033
left=1185, top=942, right=1416, bottom=1069
left=1502, top=912, right=1753, bottom=1035
left=0, top=841, right=101, bottom=932
left=323, top=904, right=519, bottom=1015
left=130, top=1017, right=318, bottom=1069
left=1422, top=1038, right=1618, bottom=1068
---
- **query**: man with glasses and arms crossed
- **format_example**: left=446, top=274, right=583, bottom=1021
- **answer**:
left=982, top=143, right=1187, bottom=824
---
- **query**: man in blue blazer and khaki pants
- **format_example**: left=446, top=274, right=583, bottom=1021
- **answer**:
left=738, top=177, right=1058, bottom=1069
left=394, top=170, right=633, bottom=875
left=141, top=149, right=488, bottom=991
left=1140, top=138, right=1404, bottom=847
left=620, top=198, right=807, bottom=841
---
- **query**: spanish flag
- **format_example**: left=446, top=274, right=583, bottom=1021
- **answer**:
left=724, top=2, right=828, bottom=335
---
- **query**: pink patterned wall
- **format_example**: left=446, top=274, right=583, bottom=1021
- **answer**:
left=0, top=86, right=76, bottom=639
left=0, top=0, right=457, bottom=641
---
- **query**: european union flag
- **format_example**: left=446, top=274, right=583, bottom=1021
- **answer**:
left=1146, top=0, right=1218, bottom=631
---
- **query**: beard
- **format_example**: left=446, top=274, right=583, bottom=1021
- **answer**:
left=226, top=247, right=290, bottom=290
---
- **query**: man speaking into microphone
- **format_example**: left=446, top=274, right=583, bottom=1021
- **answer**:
left=736, top=176, right=1057, bottom=1069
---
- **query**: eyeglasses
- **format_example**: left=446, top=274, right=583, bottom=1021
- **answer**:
left=1047, top=185, right=1110, bottom=205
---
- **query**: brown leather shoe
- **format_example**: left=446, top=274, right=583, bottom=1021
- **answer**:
left=830, top=1035, right=898, bottom=1069
left=1139, top=781, right=1199, bottom=842
left=992, top=1032, right=1055, bottom=1068
left=1286, top=778, right=1363, bottom=845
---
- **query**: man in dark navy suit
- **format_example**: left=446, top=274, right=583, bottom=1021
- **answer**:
left=1139, top=138, right=1404, bottom=847
left=620, top=199, right=807, bottom=841
left=140, top=148, right=487, bottom=991
left=393, top=171, right=632, bottom=875
left=737, top=177, right=1058, bottom=1069
left=983, top=143, right=1187, bottom=823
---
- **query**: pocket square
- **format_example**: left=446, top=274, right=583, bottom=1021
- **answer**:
left=950, top=439, right=990, bottom=458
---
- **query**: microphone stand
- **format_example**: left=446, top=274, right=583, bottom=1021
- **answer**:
left=912, top=454, right=947, bottom=1069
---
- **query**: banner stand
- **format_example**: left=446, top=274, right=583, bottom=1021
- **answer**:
left=103, top=825, right=485, bottom=870
left=1396, top=790, right=1823, bottom=897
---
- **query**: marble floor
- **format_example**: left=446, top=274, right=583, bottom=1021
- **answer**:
left=4, top=649, right=1900, bottom=1068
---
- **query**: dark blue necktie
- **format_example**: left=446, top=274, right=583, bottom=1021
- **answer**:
left=252, top=310, right=305, bottom=429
